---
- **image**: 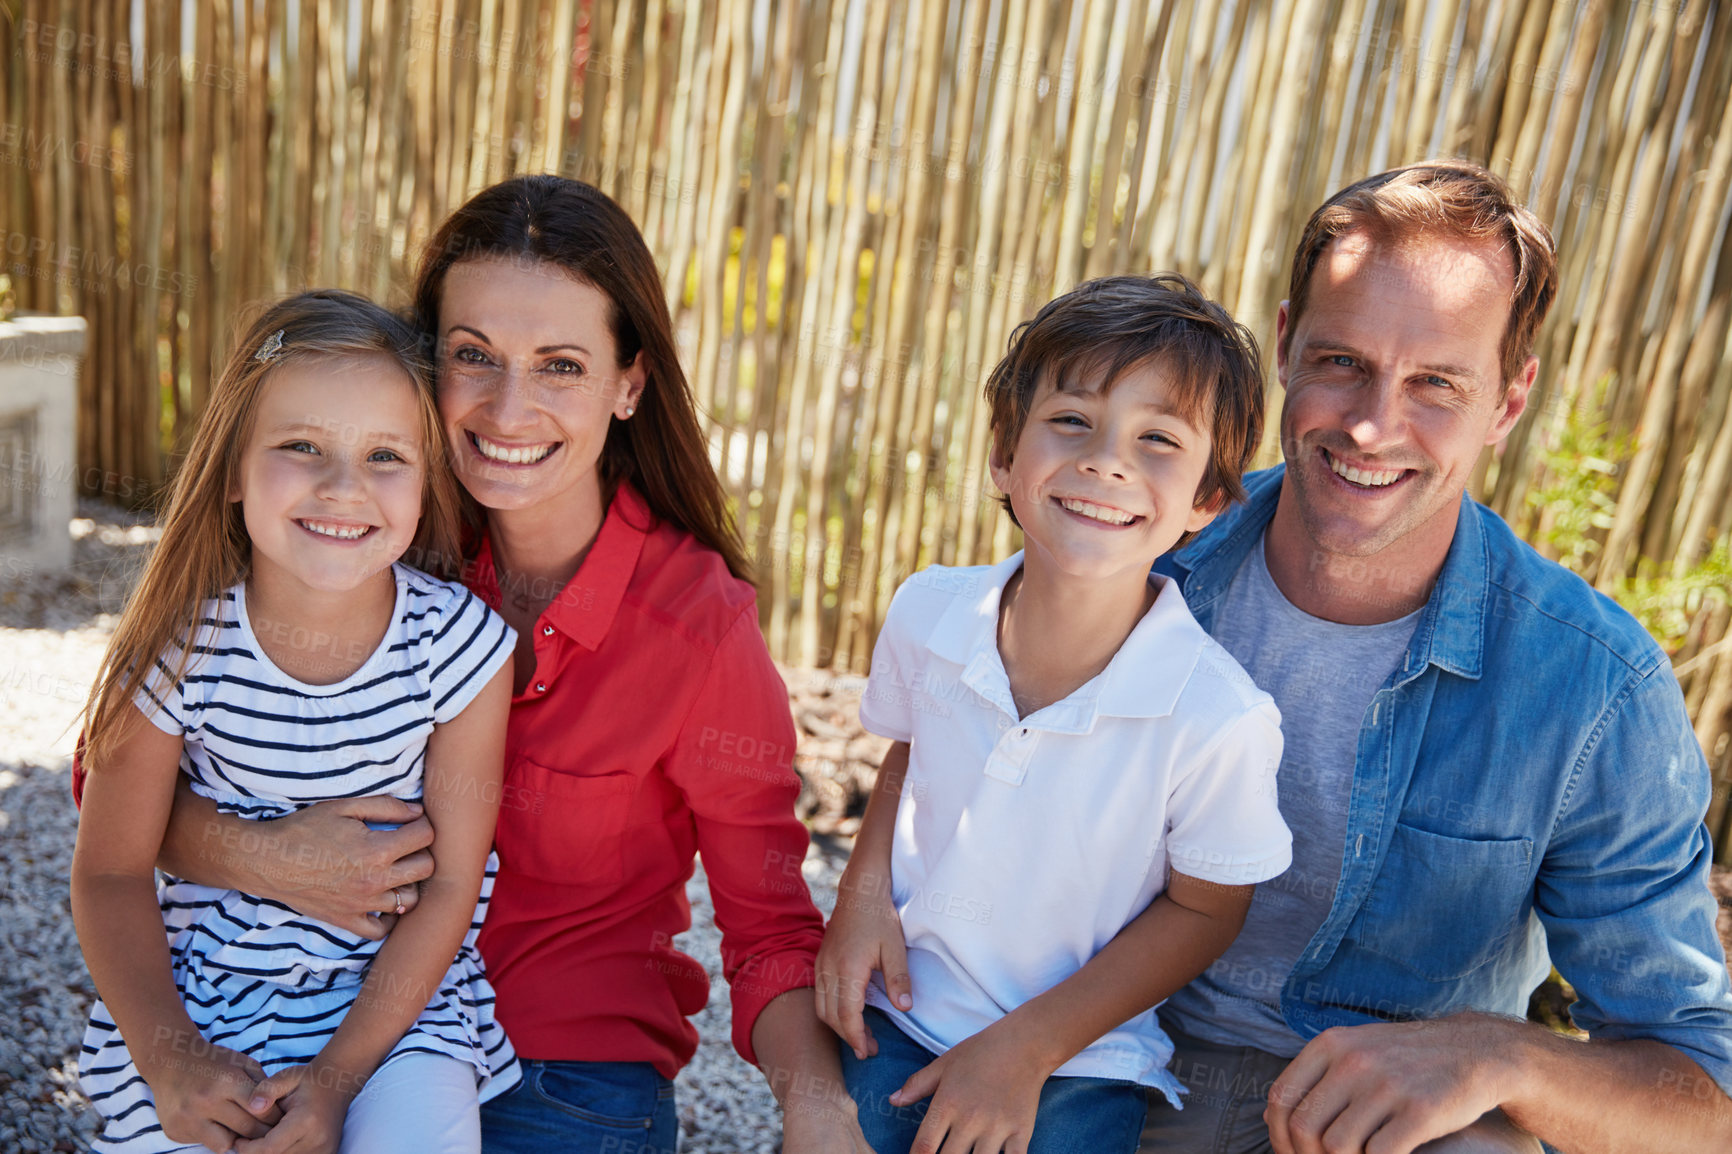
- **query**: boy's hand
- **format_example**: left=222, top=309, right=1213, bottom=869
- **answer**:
left=233, top=1064, right=350, bottom=1154
left=143, top=1040, right=276, bottom=1150
left=816, top=866, right=912, bottom=1059
left=891, top=1015, right=1057, bottom=1154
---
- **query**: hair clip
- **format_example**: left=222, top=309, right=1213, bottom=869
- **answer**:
left=254, top=329, right=285, bottom=364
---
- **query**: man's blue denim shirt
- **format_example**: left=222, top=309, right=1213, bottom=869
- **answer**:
left=1155, top=466, right=1732, bottom=1094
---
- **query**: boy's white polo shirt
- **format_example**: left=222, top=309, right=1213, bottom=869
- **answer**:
left=858, top=553, right=1291, bottom=1103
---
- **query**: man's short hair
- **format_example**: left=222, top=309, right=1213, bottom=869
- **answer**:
left=985, top=273, right=1265, bottom=534
left=1284, top=161, right=1558, bottom=384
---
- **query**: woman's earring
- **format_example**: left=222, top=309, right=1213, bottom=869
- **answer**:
left=623, top=405, right=635, bottom=418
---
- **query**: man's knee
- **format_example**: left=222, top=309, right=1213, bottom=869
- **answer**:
left=1415, top=1110, right=1543, bottom=1154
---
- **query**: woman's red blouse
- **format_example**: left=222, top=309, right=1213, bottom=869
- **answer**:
left=467, top=483, right=822, bottom=1076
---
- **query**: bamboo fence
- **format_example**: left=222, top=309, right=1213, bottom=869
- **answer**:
left=4, top=0, right=1732, bottom=852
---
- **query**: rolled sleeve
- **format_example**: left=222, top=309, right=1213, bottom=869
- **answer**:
left=663, top=605, right=825, bottom=1066
left=1537, top=663, right=1732, bottom=1096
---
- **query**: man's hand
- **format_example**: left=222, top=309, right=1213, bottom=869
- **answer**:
left=142, top=1039, right=276, bottom=1152
left=891, top=1015, right=1056, bottom=1154
left=234, top=1064, right=352, bottom=1154
left=250, top=798, right=435, bottom=939
left=1266, top=1017, right=1517, bottom=1154
left=815, top=867, right=912, bottom=1060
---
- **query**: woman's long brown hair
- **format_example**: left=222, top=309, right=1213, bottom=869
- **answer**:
left=411, top=175, right=752, bottom=583
left=81, top=291, right=460, bottom=772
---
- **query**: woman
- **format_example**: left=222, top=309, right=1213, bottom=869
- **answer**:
left=141, top=176, right=868, bottom=1153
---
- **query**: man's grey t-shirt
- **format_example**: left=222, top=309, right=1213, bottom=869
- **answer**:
left=1161, top=533, right=1420, bottom=1057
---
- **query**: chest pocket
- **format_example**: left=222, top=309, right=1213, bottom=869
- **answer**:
left=495, top=756, right=638, bottom=887
left=1349, top=822, right=1535, bottom=982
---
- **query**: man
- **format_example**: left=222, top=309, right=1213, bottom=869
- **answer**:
left=1138, top=162, right=1732, bottom=1154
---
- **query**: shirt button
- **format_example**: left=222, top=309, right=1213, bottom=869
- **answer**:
left=1019, top=728, right=1028, bottom=738
left=535, top=682, right=547, bottom=693
left=542, top=625, right=554, bottom=636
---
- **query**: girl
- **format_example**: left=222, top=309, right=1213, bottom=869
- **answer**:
left=71, top=291, right=519, bottom=1154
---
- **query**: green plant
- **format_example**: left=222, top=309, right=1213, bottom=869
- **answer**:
left=1524, top=404, right=1627, bottom=577
left=1524, top=403, right=1730, bottom=653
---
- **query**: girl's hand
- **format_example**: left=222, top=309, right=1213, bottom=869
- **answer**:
left=233, top=1064, right=351, bottom=1154
left=143, top=1040, right=275, bottom=1150
left=815, top=865, right=912, bottom=1059
left=890, top=1016, right=1055, bottom=1154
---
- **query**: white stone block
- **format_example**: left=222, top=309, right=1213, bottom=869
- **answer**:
left=0, top=316, right=87, bottom=576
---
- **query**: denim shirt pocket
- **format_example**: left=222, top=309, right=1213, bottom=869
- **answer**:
left=1348, top=822, right=1535, bottom=982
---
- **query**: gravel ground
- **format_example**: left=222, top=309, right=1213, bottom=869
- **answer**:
left=4, top=505, right=1732, bottom=1151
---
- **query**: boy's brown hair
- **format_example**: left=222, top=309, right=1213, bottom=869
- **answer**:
left=1284, top=161, right=1557, bottom=383
left=985, top=273, right=1265, bottom=544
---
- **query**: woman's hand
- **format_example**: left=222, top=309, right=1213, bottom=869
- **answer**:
left=233, top=1064, right=350, bottom=1154
left=889, top=1015, right=1056, bottom=1154
left=155, top=779, right=436, bottom=940
left=815, top=864, right=912, bottom=1060
left=259, top=797, right=436, bottom=936
left=142, top=1039, right=276, bottom=1151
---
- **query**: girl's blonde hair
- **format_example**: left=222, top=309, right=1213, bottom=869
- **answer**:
left=81, top=290, right=461, bottom=772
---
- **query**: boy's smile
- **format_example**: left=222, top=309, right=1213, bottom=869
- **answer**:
left=990, top=359, right=1220, bottom=588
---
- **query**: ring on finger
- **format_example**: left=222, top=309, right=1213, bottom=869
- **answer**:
left=392, top=886, right=406, bottom=916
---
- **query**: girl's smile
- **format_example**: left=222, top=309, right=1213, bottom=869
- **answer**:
left=231, top=356, right=427, bottom=600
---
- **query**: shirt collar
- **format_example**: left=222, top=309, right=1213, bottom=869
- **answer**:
left=925, top=551, right=1207, bottom=728
left=1162, top=464, right=1487, bottom=683
left=473, top=482, right=651, bottom=651
left=1400, top=493, right=1486, bottom=681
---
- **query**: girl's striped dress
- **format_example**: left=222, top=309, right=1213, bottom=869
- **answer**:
left=79, top=563, right=521, bottom=1152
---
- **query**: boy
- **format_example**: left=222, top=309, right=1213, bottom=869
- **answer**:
left=816, top=274, right=1291, bottom=1154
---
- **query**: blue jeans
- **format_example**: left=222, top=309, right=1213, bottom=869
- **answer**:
left=480, top=1060, right=678, bottom=1154
left=840, top=1008, right=1147, bottom=1154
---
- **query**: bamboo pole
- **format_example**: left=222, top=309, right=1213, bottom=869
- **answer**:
left=947, top=0, right=1036, bottom=570
left=1563, top=0, right=1674, bottom=413
left=601, top=0, right=637, bottom=200
left=737, top=0, right=798, bottom=533
left=1121, top=0, right=1181, bottom=268
left=1215, top=0, right=1285, bottom=306
left=629, top=0, right=666, bottom=227
left=836, top=0, right=920, bottom=670
left=892, top=0, right=990, bottom=589
left=1053, top=0, right=1115, bottom=292
left=1640, top=63, right=1732, bottom=563
left=767, top=0, right=844, bottom=659
left=1596, top=0, right=1703, bottom=586
left=692, top=0, right=748, bottom=424
left=797, top=0, right=894, bottom=667
left=1235, top=0, right=1330, bottom=350
left=853, top=0, right=952, bottom=643
left=661, top=0, right=711, bottom=315
left=1171, top=0, right=1252, bottom=275
left=1084, top=0, right=1150, bottom=281
left=186, top=1, right=215, bottom=415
